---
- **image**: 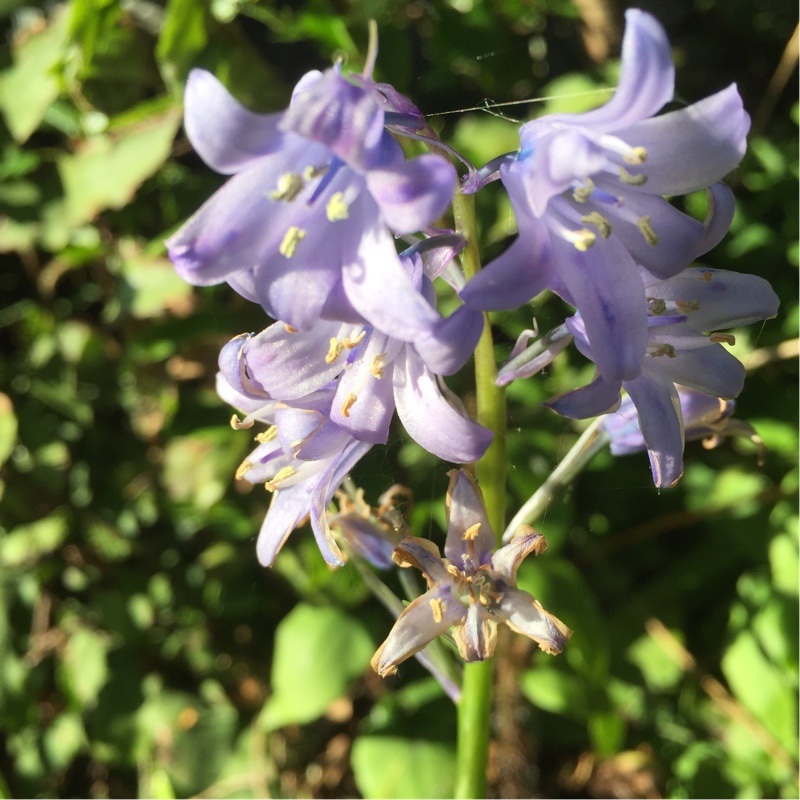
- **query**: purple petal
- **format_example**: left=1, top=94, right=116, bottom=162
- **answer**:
left=257, top=483, right=319, bottom=566
left=616, top=85, right=750, bottom=195
left=452, top=603, right=498, bottom=661
left=490, top=529, right=547, bottom=582
left=366, top=154, right=457, bottom=235
left=393, top=537, right=449, bottom=584
left=624, top=369, right=684, bottom=487
left=651, top=343, right=746, bottom=398
left=393, top=349, right=493, bottom=463
left=184, top=69, right=285, bottom=174
left=546, top=372, right=623, bottom=419
left=412, top=305, right=484, bottom=376
left=493, top=587, right=572, bottom=655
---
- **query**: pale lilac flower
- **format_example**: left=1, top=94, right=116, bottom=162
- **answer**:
left=460, top=8, right=749, bottom=385
left=601, top=386, right=766, bottom=468
left=166, top=65, right=456, bottom=335
left=372, top=469, right=571, bottom=676
left=543, top=267, right=779, bottom=486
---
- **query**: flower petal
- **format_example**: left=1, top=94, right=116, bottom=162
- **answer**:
left=412, top=304, right=484, bottom=376
left=651, top=343, right=746, bottom=398
left=443, top=469, right=497, bottom=567
left=184, top=69, right=285, bottom=174
left=452, top=603, right=498, bottom=661
left=546, top=371, right=623, bottom=419
left=490, top=527, right=547, bottom=582
left=394, top=349, right=493, bottom=463
left=494, top=587, right=572, bottom=655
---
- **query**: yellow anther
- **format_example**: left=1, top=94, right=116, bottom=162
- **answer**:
left=462, top=522, right=482, bottom=542
left=650, top=344, right=677, bottom=358
left=647, top=297, right=667, bottom=316
left=264, top=466, right=297, bottom=492
left=637, top=216, right=659, bottom=246
left=571, top=229, right=596, bottom=251
left=618, top=166, right=648, bottom=186
left=624, top=146, right=648, bottom=164
left=303, top=164, right=328, bottom=181
left=255, top=426, right=278, bottom=444
left=284, top=324, right=299, bottom=333
left=702, top=270, right=714, bottom=282
left=581, top=211, right=612, bottom=238
left=230, top=414, right=254, bottom=430
left=326, top=338, right=344, bottom=363
left=371, top=354, right=386, bottom=379
left=342, top=330, right=366, bottom=349
left=235, top=460, right=253, bottom=480
left=429, top=598, right=444, bottom=623
left=269, top=172, right=304, bottom=202
left=326, top=192, right=349, bottom=222
left=279, top=226, right=306, bottom=258
left=676, top=299, right=701, bottom=313
left=572, top=178, right=595, bottom=203
left=446, top=563, right=462, bottom=579
left=340, top=393, right=358, bottom=418
left=710, top=333, right=736, bottom=345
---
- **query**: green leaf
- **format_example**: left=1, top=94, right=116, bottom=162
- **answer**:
left=627, top=631, right=684, bottom=691
left=59, top=627, right=111, bottom=709
left=520, top=665, right=589, bottom=719
left=57, top=101, right=182, bottom=230
left=0, top=514, right=68, bottom=567
left=262, top=603, right=373, bottom=730
left=156, top=0, right=209, bottom=88
left=0, top=393, right=18, bottom=467
left=352, top=735, right=456, bottom=799
left=43, top=712, right=86, bottom=769
left=769, top=525, right=799, bottom=597
left=0, top=8, right=70, bottom=142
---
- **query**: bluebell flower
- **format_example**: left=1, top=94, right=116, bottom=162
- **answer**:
left=166, top=64, right=457, bottom=335
left=539, top=267, right=779, bottom=486
left=460, top=8, right=749, bottom=385
left=372, top=469, right=571, bottom=675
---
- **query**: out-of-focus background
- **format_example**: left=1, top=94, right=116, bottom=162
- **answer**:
left=0, top=0, right=797, bottom=797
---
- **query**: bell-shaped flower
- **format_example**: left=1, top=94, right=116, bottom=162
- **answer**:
left=166, top=64, right=457, bottom=335
left=460, top=8, right=749, bottom=385
left=217, top=363, right=370, bottom=568
left=371, top=469, right=571, bottom=676
left=219, top=247, right=493, bottom=465
left=601, top=385, right=766, bottom=469
left=543, top=267, right=779, bottom=486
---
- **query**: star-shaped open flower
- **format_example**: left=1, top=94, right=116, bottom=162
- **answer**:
left=372, top=469, right=571, bottom=676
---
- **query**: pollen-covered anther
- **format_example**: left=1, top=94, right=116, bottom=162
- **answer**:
left=269, top=172, right=305, bottom=202
left=647, top=297, right=667, bottom=316
left=279, top=226, right=306, bottom=258
left=230, top=414, right=254, bottom=430
left=326, top=192, right=349, bottom=221
left=676, top=299, right=701, bottom=313
left=623, top=145, right=648, bottom=164
left=650, top=343, right=677, bottom=358
left=569, top=228, right=596, bottom=252
left=572, top=178, right=595, bottom=203
left=581, top=211, right=612, bottom=238
left=235, top=460, right=253, bottom=480
left=264, top=466, right=297, bottom=492
left=461, top=522, right=481, bottom=542
left=429, top=597, right=445, bottom=623
left=702, top=270, right=714, bottom=282
left=710, top=332, right=736, bottom=345
left=284, top=324, right=299, bottom=333
left=637, top=216, right=659, bottom=246
left=340, top=393, right=358, bottom=418
left=342, top=331, right=366, bottom=349
left=371, top=354, right=386, bottom=378
left=255, top=425, right=278, bottom=444
left=618, top=166, right=648, bottom=185
left=303, top=164, right=328, bottom=181
left=325, top=338, right=344, bottom=363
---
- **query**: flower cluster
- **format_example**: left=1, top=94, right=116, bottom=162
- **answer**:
left=167, top=8, right=777, bottom=677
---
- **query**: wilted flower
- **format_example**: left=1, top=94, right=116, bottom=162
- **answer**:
left=372, top=469, right=571, bottom=676
left=167, top=63, right=456, bottom=335
left=544, top=267, right=779, bottom=486
left=460, top=8, right=749, bottom=385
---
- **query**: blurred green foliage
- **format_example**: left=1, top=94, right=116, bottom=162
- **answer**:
left=0, top=0, right=797, bottom=797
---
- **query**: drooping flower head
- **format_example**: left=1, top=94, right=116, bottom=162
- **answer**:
left=460, top=9, right=750, bottom=386
left=167, top=58, right=457, bottom=337
left=372, top=469, right=571, bottom=676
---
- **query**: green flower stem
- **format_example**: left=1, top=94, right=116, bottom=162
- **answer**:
left=452, top=188, right=507, bottom=799
left=503, top=417, right=608, bottom=541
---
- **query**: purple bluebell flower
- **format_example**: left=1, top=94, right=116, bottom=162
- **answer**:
left=219, top=246, right=493, bottom=464
left=602, top=385, right=766, bottom=467
left=372, top=469, right=571, bottom=675
left=166, top=64, right=457, bottom=335
left=460, top=8, right=749, bottom=385
left=539, top=267, right=779, bottom=486
left=217, top=368, right=371, bottom=567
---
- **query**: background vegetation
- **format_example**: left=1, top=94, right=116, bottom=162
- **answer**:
left=0, top=0, right=797, bottom=796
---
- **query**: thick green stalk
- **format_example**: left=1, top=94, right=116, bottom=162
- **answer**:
left=452, top=189, right=507, bottom=798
